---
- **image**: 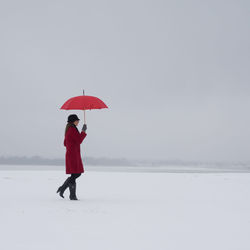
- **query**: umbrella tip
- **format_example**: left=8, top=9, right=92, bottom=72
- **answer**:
left=83, top=89, right=85, bottom=95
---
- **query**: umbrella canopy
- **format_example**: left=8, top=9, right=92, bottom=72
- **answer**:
left=60, top=92, right=108, bottom=124
left=60, top=95, right=108, bottom=110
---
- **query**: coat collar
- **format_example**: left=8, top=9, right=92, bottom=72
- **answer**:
left=71, top=123, right=79, bottom=133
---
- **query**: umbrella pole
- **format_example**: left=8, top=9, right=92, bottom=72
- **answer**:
left=83, top=110, right=86, bottom=124
left=83, top=89, right=86, bottom=124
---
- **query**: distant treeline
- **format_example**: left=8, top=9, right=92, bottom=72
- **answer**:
left=0, top=155, right=134, bottom=166
left=0, top=155, right=249, bottom=169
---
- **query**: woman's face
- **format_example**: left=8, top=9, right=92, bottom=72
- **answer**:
left=73, top=120, right=79, bottom=126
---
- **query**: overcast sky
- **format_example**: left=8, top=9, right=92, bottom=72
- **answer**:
left=0, top=0, right=249, bottom=162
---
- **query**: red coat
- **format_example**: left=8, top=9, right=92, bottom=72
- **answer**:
left=63, top=124, right=87, bottom=174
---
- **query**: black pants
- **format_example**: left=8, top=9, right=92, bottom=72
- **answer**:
left=69, top=173, right=81, bottom=184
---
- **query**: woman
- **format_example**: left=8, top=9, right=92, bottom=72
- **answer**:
left=57, top=114, right=87, bottom=200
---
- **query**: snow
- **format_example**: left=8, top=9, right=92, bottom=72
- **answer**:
left=1, top=167, right=250, bottom=250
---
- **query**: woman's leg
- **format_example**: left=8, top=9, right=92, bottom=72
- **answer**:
left=57, top=174, right=81, bottom=199
left=69, top=173, right=81, bottom=200
left=57, top=176, right=71, bottom=198
left=69, top=173, right=81, bottom=183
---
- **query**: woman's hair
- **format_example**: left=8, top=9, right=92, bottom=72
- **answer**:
left=65, top=122, right=74, bottom=136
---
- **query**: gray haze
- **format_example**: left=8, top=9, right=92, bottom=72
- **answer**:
left=0, top=0, right=250, bottom=162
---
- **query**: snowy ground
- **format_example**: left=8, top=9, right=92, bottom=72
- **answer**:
left=1, top=168, right=250, bottom=250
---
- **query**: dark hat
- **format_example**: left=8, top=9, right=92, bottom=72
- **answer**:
left=67, top=114, right=80, bottom=123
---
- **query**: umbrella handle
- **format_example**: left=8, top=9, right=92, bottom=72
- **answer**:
left=83, top=110, right=86, bottom=124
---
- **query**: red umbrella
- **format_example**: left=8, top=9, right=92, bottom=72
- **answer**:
left=60, top=90, right=108, bottom=123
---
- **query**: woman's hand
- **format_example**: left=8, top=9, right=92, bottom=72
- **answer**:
left=81, top=124, right=87, bottom=132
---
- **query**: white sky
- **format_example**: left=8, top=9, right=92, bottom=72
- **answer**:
left=0, top=0, right=249, bottom=162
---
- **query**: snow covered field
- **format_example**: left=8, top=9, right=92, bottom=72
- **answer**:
left=1, top=167, right=250, bottom=250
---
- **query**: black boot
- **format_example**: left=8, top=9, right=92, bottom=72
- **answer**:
left=57, top=177, right=71, bottom=198
left=69, top=182, right=78, bottom=200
